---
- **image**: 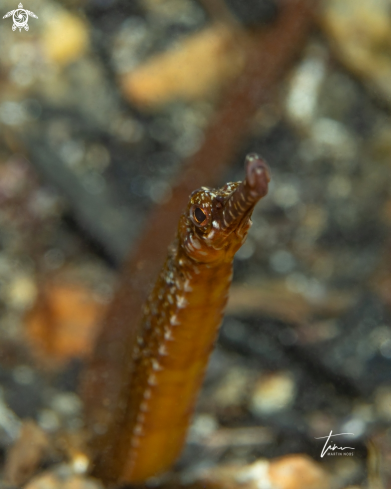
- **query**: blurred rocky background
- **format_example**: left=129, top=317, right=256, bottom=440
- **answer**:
left=0, top=0, right=391, bottom=488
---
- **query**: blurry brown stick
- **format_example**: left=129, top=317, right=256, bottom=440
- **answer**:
left=197, top=0, right=239, bottom=25
left=81, top=0, right=315, bottom=440
left=227, top=282, right=356, bottom=325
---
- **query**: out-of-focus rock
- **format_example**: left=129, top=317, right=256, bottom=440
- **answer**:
left=7, top=274, right=37, bottom=310
left=195, top=455, right=329, bottom=489
left=268, top=455, right=329, bottom=489
left=227, top=280, right=355, bottom=324
left=120, top=24, right=246, bottom=108
left=369, top=430, right=391, bottom=487
left=24, top=464, right=103, bottom=489
left=321, top=0, right=391, bottom=106
left=203, top=426, right=274, bottom=450
left=374, top=385, right=391, bottom=421
left=0, top=389, right=21, bottom=447
left=212, top=367, right=253, bottom=409
left=42, top=10, right=89, bottom=66
left=25, top=279, right=107, bottom=366
left=4, top=419, right=49, bottom=487
left=285, top=43, right=327, bottom=131
left=250, top=372, right=296, bottom=415
left=53, top=430, right=90, bottom=475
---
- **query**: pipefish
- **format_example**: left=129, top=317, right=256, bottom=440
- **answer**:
left=89, top=154, right=270, bottom=484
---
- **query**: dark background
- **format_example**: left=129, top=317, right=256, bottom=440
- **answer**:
left=0, top=0, right=390, bottom=487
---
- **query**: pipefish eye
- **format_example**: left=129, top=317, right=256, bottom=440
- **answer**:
left=190, top=205, right=209, bottom=227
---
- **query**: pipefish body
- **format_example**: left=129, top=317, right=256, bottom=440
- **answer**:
left=90, top=154, right=270, bottom=484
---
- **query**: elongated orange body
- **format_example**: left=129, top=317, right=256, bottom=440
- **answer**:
left=91, top=154, right=270, bottom=484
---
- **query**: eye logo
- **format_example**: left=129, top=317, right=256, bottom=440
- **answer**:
left=3, top=3, right=38, bottom=32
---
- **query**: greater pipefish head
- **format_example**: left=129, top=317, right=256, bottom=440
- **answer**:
left=179, top=154, right=270, bottom=264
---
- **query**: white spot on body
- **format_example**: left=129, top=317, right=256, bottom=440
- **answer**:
left=143, top=389, right=152, bottom=399
left=152, top=359, right=162, bottom=371
left=190, top=235, right=201, bottom=249
left=184, top=280, right=192, bottom=292
left=170, top=314, right=180, bottom=325
left=164, top=329, right=173, bottom=341
left=175, top=278, right=182, bottom=289
left=177, top=296, right=188, bottom=308
left=187, top=241, right=196, bottom=253
left=158, top=344, right=168, bottom=356
left=140, top=401, right=149, bottom=412
left=137, top=412, right=145, bottom=423
left=148, top=374, right=157, bottom=386
left=213, top=220, right=220, bottom=229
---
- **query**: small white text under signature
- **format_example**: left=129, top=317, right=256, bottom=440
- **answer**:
left=315, top=431, right=355, bottom=457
